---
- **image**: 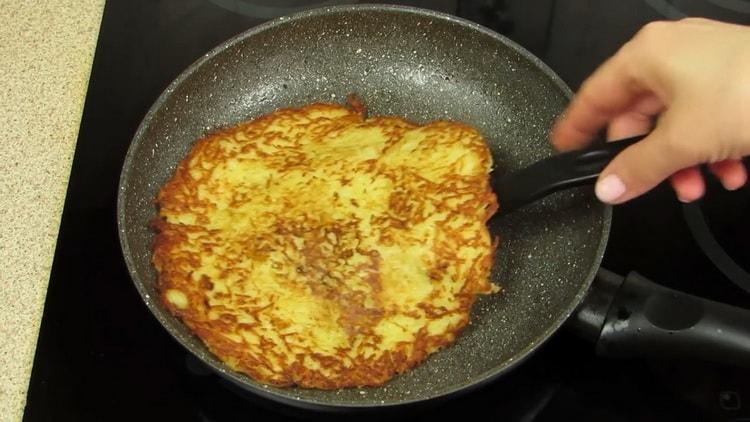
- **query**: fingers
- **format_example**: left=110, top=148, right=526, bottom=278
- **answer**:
left=669, top=167, right=706, bottom=202
left=602, top=156, right=746, bottom=205
left=606, top=95, right=664, bottom=140
left=551, top=47, right=648, bottom=151
left=595, top=123, right=695, bottom=204
left=593, top=95, right=667, bottom=203
left=668, top=160, right=746, bottom=203
left=708, top=159, right=748, bottom=190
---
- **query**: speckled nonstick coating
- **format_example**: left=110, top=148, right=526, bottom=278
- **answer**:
left=117, top=4, right=610, bottom=411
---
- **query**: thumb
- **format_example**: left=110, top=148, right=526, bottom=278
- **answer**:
left=595, top=123, right=694, bottom=204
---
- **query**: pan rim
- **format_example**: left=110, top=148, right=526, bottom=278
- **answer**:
left=116, top=2, right=612, bottom=410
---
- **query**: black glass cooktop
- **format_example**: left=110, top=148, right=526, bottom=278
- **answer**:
left=24, top=1, right=750, bottom=421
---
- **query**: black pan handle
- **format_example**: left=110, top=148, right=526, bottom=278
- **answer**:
left=572, top=269, right=750, bottom=367
left=493, top=134, right=646, bottom=214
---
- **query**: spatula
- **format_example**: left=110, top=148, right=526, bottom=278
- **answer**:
left=493, top=134, right=647, bottom=214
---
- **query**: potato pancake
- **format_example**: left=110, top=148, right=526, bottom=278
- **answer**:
left=153, top=100, right=499, bottom=389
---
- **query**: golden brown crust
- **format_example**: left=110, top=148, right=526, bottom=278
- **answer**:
left=152, top=102, right=499, bottom=389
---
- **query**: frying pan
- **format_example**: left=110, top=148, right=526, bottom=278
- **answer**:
left=117, top=4, right=750, bottom=411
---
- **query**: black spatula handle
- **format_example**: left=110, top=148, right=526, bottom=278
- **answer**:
left=494, top=134, right=647, bottom=214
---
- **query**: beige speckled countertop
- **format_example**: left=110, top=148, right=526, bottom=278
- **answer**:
left=0, top=1, right=104, bottom=421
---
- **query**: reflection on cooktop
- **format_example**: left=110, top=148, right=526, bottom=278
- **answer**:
left=206, top=0, right=457, bottom=18
left=644, top=0, right=750, bottom=20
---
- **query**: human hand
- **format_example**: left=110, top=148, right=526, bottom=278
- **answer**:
left=551, top=18, right=750, bottom=204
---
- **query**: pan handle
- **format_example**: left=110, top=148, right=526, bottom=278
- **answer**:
left=493, top=134, right=646, bottom=214
left=572, top=269, right=750, bottom=367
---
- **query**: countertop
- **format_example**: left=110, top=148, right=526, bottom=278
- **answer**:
left=0, top=1, right=104, bottom=421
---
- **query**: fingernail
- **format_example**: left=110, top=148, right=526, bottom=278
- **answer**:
left=596, top=175, right=626, bottom=203
left=722, top=173, right=747, bottom=191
